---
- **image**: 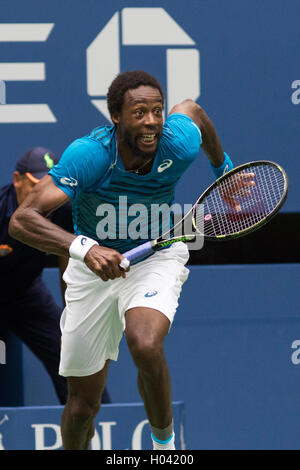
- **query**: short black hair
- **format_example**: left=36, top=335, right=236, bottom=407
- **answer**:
left=107, top=70, right=164, bottom=120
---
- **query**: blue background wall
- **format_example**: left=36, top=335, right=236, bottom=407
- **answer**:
left=17, top=264, right=300, bottom=449
left=1, top=0, right=300, bottom=450
left=0, top=0, right=299, bottom=210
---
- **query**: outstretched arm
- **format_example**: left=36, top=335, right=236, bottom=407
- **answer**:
left=169, top=100, right=252, bottom=211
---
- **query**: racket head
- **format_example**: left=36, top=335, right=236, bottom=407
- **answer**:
left=192, top=160, right=289, bottom=240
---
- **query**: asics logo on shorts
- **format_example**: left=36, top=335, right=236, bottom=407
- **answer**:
left=144, top=290, right=158, bottom=297
left=60, top=177, right=78, bottom=187
left=157, top=159, right=173, bottom=173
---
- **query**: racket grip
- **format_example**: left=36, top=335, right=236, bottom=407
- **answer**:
left=120, top=241, right=153, bottom=268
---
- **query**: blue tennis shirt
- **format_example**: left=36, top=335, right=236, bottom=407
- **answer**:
left=49, top=113, right=201, bottom=253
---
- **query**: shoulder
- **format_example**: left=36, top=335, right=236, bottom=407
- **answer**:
left=159, top=113, right=202, bottom=159
left=62, top=126, right=115, bottom=164
left=49, top=126, right=115, bottom=193
left=164, top=112, right=201, bottom=138
left=0, top=183, right=14, bottom=201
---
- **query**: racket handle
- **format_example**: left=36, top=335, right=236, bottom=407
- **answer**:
left=120, top=241, right=153, bottom=268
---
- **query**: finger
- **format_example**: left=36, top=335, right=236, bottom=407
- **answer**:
left=234, top=189, right=252, bottom=198
left=240, top=172, right=255, bottom=179
left=91, top=265, right=109, bottom=281
left=223, top=195, right=242, bottom=211
left=104, top=265, right=120, bottom=280
left=95, top=258, right=118, bottom=281
left=120, top=270, right=127, bottom=279
left=110, top=262, right=125, bottom=279
left=240, top=173, right=255, bottom=186
left=230, top=201, right=242, bottom=212
left=241, top=179, right=256, bottom=188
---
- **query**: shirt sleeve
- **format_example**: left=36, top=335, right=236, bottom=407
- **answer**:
left=161, top=113, right=202, bottom=161
left=48, top=138, right=109, bottom=201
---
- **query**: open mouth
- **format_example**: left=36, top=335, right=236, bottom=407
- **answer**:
left=139, top=133, right=157, bottom=144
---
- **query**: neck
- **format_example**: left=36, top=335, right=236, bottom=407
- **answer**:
left=117, top=138, right=154, bottom=172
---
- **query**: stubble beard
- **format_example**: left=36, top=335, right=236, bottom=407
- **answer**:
left=122, top=129, right=161, bottom=160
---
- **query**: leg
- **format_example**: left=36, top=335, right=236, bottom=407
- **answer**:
left=61, top=360, right=110, bottom=450
left=6, top=284, right=68, bottom=404
left=125, top=307, right=172, bottom=429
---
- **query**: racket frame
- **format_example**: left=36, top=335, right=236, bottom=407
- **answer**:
left=191, top=160, right=289, bottom=241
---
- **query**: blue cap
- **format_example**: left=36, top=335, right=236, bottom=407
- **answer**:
left=15, top=147, right=59, bottom=182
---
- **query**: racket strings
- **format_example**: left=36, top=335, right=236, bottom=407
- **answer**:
left=194, top=164, right=286, bottom=237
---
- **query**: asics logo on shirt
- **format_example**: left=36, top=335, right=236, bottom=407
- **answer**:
left=157, top=159, right=173, bottom=173
left=60, top=177, right=78, bottom=187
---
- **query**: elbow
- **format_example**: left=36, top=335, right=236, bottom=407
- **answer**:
left=8, top=209, right=25, bottom=240
left=182, top=99, right=203, bottom=112
left=8, top=212, right=19, bottom=239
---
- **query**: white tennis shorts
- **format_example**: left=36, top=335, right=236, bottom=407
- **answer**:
left=59, top=242, right=189, bottom=377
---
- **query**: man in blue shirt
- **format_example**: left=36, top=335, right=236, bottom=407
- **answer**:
left=9, top=71, right=233, bottom=450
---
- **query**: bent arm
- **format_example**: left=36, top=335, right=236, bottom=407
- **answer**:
left=9, top=175, right=75, bottom=257
left=169, top=99, right=225, bottom=167
left=9, top=175, right=129, bottom=282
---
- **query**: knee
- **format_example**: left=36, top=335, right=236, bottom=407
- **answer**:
left=126, top=333, right=164, bottom=369
left=66, top=396, right=100, bottom=429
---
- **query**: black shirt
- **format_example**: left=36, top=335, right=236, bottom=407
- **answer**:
left=0, top=184, right=73, bottom=300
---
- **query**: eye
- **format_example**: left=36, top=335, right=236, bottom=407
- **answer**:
left=153, top=107, right=162, bottom=116
left=134, top=109, right=144, bottom=118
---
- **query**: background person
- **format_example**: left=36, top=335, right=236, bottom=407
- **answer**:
left=0, top=146, right=111, bottom=405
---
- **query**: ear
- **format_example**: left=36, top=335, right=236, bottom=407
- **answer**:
left=13, top=171, right=22, bottom=187
left=111, top=112, right=120, bottom=125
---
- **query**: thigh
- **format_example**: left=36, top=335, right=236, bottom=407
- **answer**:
left=124, top=308, right=170, bottom=370
left=67, top=360, right=110, bottom=404
left=125, top=307, right=170, bottom=343
left=118, top=242, right=190, bottom=327
left=60, top=258, right=123, bottom=377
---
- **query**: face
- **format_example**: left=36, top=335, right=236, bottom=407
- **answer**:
left=112, top=85, right=164, bottom=159
left=13, top=172, right=37, bottom=205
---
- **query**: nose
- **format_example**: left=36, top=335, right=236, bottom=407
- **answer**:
left=145, top=112, right=157, bottom=126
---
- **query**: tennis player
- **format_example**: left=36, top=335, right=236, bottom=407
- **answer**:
left=9, top=71, right=233, bottom=450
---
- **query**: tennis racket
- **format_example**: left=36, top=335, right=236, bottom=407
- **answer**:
left=119, top=160, right=288, bottom=268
